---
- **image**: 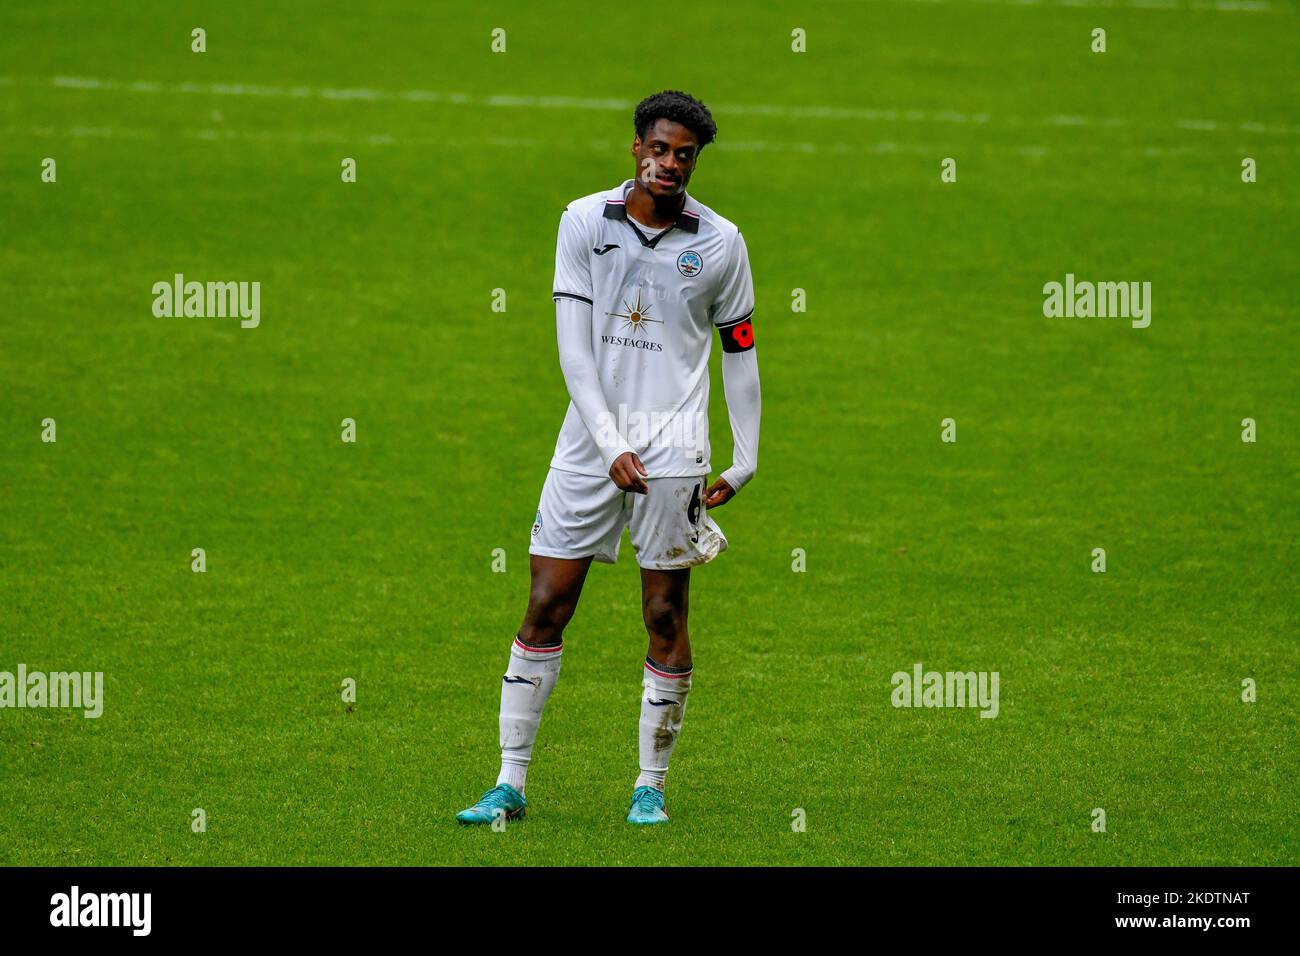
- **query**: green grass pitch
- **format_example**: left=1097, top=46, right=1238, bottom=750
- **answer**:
left=1, top=0, right=1296, bottom=866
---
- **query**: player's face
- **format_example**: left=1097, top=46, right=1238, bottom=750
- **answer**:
left=632, top=119, right=700, bottom=199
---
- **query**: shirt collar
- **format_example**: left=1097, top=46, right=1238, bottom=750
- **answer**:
left=602, top=179, right=701, bottom=235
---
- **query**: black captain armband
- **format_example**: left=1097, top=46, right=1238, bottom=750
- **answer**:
left=717, top=312, right=755, bottom=353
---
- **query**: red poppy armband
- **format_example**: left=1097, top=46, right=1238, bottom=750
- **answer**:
left=717, top=311, right=755, bottom=353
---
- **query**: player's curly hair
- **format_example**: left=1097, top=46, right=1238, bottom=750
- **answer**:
left=634, top=90, right=717, bottom=150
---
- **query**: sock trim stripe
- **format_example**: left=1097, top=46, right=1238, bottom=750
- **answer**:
left=514, top=636, right=563, bottom=653
left=644, top=660, right=692, bottom=679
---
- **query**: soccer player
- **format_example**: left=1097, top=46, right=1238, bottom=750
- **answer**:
left=457, top=90, right=761, bottom=826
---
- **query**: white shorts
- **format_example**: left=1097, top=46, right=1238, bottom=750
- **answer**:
left=529, top=468, right=728, bottom=570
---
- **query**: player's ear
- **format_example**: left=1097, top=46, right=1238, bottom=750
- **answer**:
left=631, top=136, right=641, bottom=157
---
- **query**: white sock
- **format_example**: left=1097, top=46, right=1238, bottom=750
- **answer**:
left=496, top=635, right=563, bottom=794
left=636, top=658, right=692, bottom=792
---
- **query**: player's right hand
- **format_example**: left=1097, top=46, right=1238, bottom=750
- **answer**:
left=609, top=451, right=649, bottom=495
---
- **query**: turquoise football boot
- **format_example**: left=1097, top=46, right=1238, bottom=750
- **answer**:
left=456, top=783, right=526, bottom=825
left=626, top=785, right=670, bottom=825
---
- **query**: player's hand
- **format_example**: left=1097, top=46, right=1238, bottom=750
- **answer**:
left=609, top=451, right=649, bottom=495
left=702, top=477, right=735, bottom=509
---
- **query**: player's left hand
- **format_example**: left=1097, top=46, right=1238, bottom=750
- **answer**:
left=702, top=477, right=735, bottom=510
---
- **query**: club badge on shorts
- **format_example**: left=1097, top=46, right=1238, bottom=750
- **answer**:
left=531, top=510, right=543, bottom=537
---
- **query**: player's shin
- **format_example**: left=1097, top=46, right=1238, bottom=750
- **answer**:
left=636, top=659, right=692, bottom=792
left=497, top=636, right=563, bottom=794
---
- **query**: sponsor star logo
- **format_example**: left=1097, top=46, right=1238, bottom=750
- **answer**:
left=607, top=288, right=663, bottom=339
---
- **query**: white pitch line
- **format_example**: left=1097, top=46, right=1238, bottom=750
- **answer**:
left=14, top=123, right=1300, bottom=162
left=15, top=74, right=1300, bottom=138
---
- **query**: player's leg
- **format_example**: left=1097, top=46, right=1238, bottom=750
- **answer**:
left=625, top=475, right=720, bottom=824
left=518, top=553, right=593, bottom=645
left=641, top=565, right=693, bottom=671
left=632, top=566, right=693, bottom=824
left=458, top=468, right=622, bottom=825
left=457, top=555, right=592, bottom=825
left=498, top=554, right=593, bottom=789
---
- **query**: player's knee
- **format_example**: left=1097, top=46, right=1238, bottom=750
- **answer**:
left=641, top=593, right=685, bottom=642
left=521, top=588, right=577, bottom=644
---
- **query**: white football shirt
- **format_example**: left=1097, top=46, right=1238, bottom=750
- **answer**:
left=550, top=179, right=756, bottom=478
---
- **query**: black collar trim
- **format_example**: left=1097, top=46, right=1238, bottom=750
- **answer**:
left=603, top=197, right=701, bottom=249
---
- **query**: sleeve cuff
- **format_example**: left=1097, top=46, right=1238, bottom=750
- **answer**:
left=599, top=442, right=636, bottom=475
left=719, top=466, right=753, bottom=493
